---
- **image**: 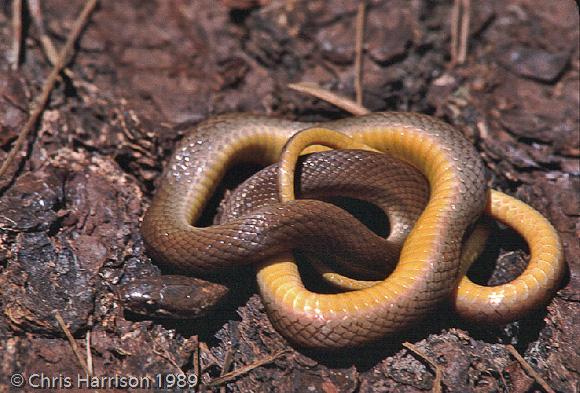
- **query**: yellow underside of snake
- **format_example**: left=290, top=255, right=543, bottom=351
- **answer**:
left=141, top=112, right=564, bottom=349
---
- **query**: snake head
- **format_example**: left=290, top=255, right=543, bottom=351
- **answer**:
left=117, top=275, right=229, bottom=319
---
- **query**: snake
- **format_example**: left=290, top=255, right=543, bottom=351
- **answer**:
left=140, top=112, right=564, bottom=349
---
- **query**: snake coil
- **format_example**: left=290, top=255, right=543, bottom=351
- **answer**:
left=141, top=113, right=564, bottom=349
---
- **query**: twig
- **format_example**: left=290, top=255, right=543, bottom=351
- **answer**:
left=86, top=316, right=94, bottom=375
left=506, top=345, right=555, bottom=393
left=354, top=0, right=366, bottom=106
left=86, top=330, right=93, bottom=376
left=54, top=311, right=91, bottom=376
left=458, top=0, right=471, bottom=64
left=28, top=0, right=60, bottom=64
left=402, top=342, right=443, bottom=393
left=0, top=0, right=98, bottom=182
left=199, top=341, right=221, bottom=366
left=11, top=0, right=23, bottom=70
left=450, top=0, right=470, bottom=66
left=206, top=350, right=289, bottom=387
left=28, top=0, right=92, bottom=91
left=219, top=349, right=234, bottom=393
left=152, top=346, right=185, bottom=375
left=450, top=0, right=459, bottom=66
left=288, top=82, right=370, bottom=116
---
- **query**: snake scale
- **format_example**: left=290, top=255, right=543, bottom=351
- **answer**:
left=140, top=112, right=564, bottom=349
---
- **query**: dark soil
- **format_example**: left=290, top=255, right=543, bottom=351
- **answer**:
left=0, top=1, right=578, bottom=392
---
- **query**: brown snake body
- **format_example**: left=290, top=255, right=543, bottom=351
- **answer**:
left=141, top=113, right=564, bottom=349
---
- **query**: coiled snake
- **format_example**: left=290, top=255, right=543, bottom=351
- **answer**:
left=140, top=112, right=564, bottom=349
